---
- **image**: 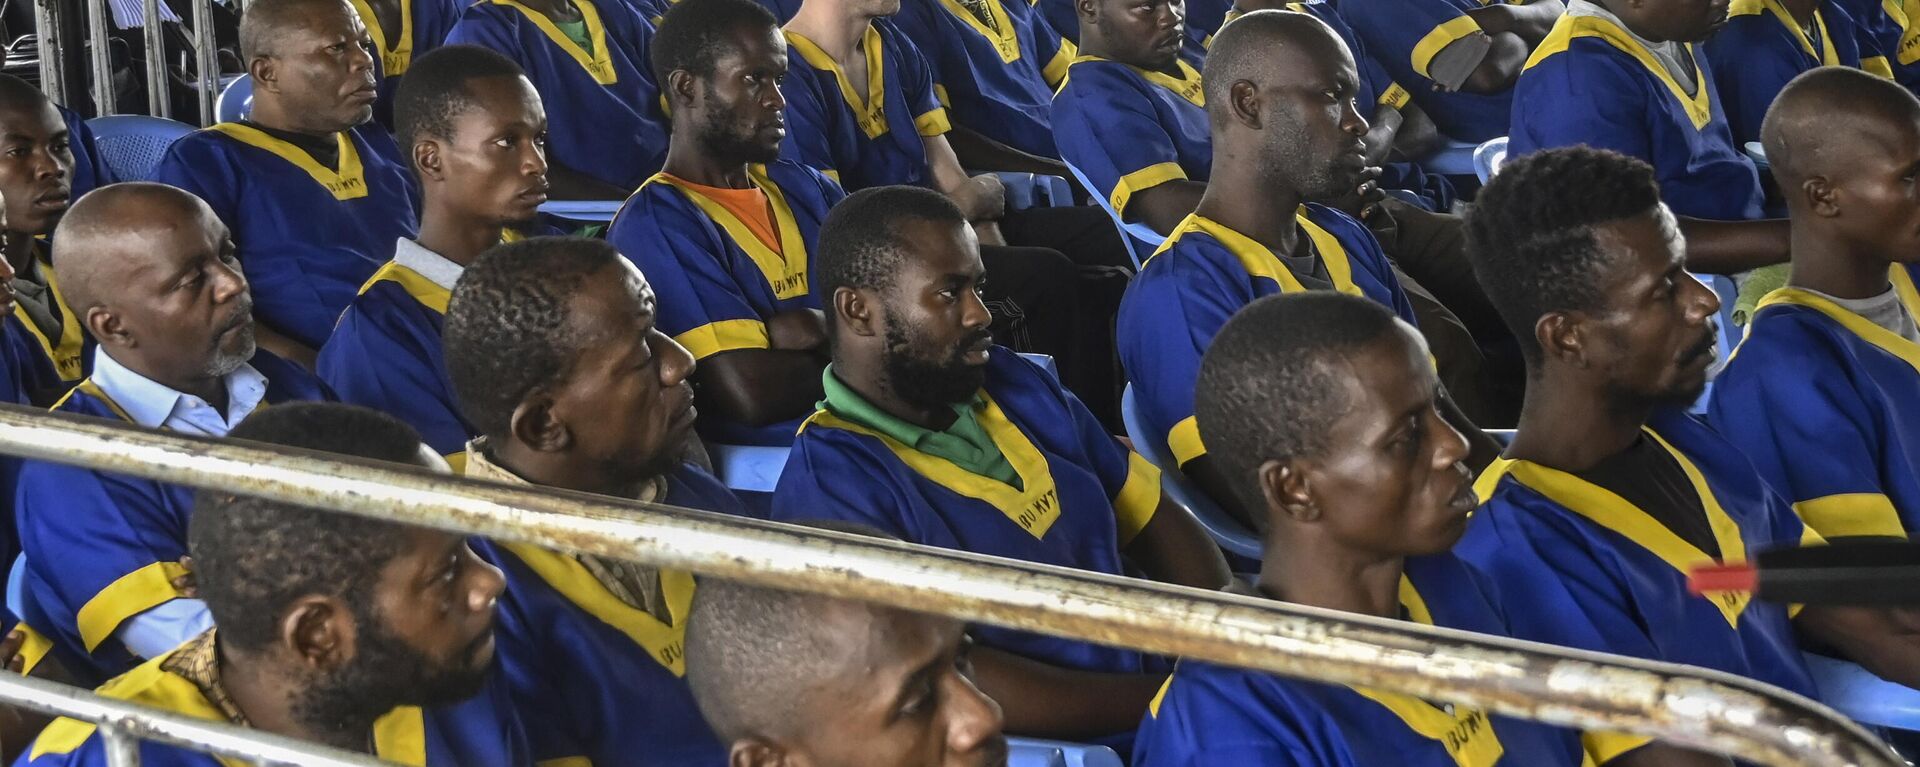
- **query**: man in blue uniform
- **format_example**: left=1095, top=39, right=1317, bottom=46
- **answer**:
left=1117, top=12, right=1501, bottom=515
left=686, top=573, right=1010, bottom=767
left=610, top=0, right=843, bottom=447
left=16, top=184, right=331, bottom=682
left=444, top=236, right=749, bottom=767
left=22, top=403, right=528, bottom=767
left=446, top=0, right=670, bottom=197
left=0, top=77, right=90, bottom=406
left=1342, top=0, right=1562, bottom=142
left=348, top=0, right=463, bottom=129
left=320, top=45, right=559, bottom=467
left=1136, top=292, right=1584, bottom=767
left=1705, top=0, right=1867, bottom=147
left=773, top=185, right=1230, bottom=749
left=152, top=0, right=419, bottom=364
left=891, top=0, right=1076, bottom=164
left=1457, top=145, right=1920, bottom=767
left=1711, top=69, right=1920, bottom=539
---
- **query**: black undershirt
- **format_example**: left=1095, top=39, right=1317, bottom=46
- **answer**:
left=1574, top=436, right=1719, bottom=560
left=240, top=121, right=341, bottom=171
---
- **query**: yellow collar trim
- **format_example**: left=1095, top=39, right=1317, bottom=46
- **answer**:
left=1347, top=577, right=1506, bottom=767
left=13, top=248, right=84, bottom=381
left=1527, top=15, right=1712, bottom=130
left=357, top=261, right=451, bottom=314
left=802, top=392, right=1064, bottom=539
left=206, top=123, right=369, bottom=201
left=350, top=0, right=417, bottom=77
left=1755, top=266, right=1920, bottom=377
left=1732, top=0, right=1840, bottom=64
left=373, top=706, right=428, bottom=765
left=787, top=26, right=892, bottom=139
left=497, top=541, right=694, bottom=675
left=937, top=0, right=1021, bottom=63
left=55, top=378, right=137, bottom=423
left=646, top=165, right=809, bottom=300
left=1152, top=210, right=1360, bottom=297
left=1505, top=428, right=1753, bottom=627
left=1069, top=54, right=1204, bottom=108
left=492, top=0, right=618, bottom=85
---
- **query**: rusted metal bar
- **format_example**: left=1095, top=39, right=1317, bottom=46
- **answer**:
left=33, top=0, right=67, bottom=105
left=84, top=0, right=113, bottom=116
left=190, top=0, right=216, bottom=125
left=0, top=404, right=1898, bottom=767
left=139, top=0, right=168, bottom=118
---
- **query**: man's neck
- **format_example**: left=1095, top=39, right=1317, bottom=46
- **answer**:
left=1787, top=222, right=1895, bottom=301
left=661, top=141, right=755, bottom=189
left=219, top=645, right=379, bottom=754
left=831, top=357, right=959, bottom=431
left=1506, top=373, right=1651, bottom=472
left=242, top=103, right=341, bottom=140
left=1257, top=534, right=1404, bottom=619
left=113, top=352, right=231, bottom=415
left=414, top=203, right=504, bottom=268
left=1194, top=161, right=1306, bottom=258
left=3, top=230, right=36, bottom=277
left=489, top=439, right=654, bottom=499
left=786, top=5, right=877, bottom=60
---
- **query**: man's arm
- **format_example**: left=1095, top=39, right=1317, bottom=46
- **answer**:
left=1127, top=181, right=1208, bottom=237
left=1125, top=495, right=1232, bottom=589
left=1465, top=0, right=1564, bottom=44
left=1457, top=32, right=1530, bottom=93
left=925, top=134, right=1008, bottom=222
left=1678, top=217, right=1790, bottom=275
left=947, top=126, right=1070, bottom=178
left=694, top=310, right=829, bottom=427
left=1796, top=605, right=1920, bottom=689
left=968, top=646, right=1168, bottom=739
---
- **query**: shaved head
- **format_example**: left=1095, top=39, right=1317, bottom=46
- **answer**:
left=53, top=184, right=206, bottom=313
left=1762, top=67, right=1920, bottom=187
left=1203, top=9, right=1369, bottom=202
left=1202, top=9, right=1349, bottom=122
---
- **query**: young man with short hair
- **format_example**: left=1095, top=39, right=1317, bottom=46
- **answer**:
left=0, top=75, right=94, bottom=405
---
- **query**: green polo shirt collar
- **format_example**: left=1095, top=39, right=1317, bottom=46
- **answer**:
left=818, top=365, right=1019, bottom=486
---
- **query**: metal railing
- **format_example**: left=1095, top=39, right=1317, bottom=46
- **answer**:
left=0, top=403, right=1902, bottom=767
left=38, top=0, right=223, bottom=123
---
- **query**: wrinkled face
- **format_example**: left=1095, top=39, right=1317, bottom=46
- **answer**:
left=1085, top=0, right=1187, bottom=71
left=1296, top=323, right=1476, bottom=557
left=1615, top=0, right=1729, bottom=42
left=548, top=261, right=698, bottom=481
left=692, top=25, right=790, bottom=165
left=100, top=203, right=256, bottom=382
left=0, top=102, right=72, bottom=237
left=435, top=75, right=550, bottom=227
left=260, top=0, right=380, bottom=131
left=1576, top=207, right=1722, bottom=405
left=776, top=606, right=1008, bottom=767
left=873, top=220, right=994, bottom=411
left=1255, top=27, right=1370, bottom=203
left=1825, top=111, right=1920, bottom=264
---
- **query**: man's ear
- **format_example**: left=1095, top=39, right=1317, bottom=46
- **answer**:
left=1803, top=176, right=1841, bottom=218
left=1074, top=0, right=1098, bottom=23
left=1257, top=458, right=1316, bottom=524
left=833, top=287, right=882, bottom=339
left=414, top=138, right=445, bottom=182
left=250, top=54, right=277, bottom=92
left=667, top=69, right=700, bottom=108
left=1535, top=311, right=1587, bottom=369
left=509, top=389, right=571, bottom=453
left=1229, top=80, right=1263, bottom=130
left=282, top=595, right=354, bottom=672
left=729, top=738, right=788, bottom=767
left=86, top=306, right=130, bottom=350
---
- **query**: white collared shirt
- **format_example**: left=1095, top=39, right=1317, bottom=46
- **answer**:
left=393, top=238, right=465, bottom=293
left=88, top=347, right=269, bottom=438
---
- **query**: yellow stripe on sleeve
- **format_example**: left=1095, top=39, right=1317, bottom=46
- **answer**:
left=1378, top=82, right=1413, bottom=110
left=1168, top=415, right=1207, bottom=467
left=1110, top=162, right=1188, bottom=218
left=1113, top=451, right=1164, bottom=544
left=1043, top=41, right=1077, bottom=88
left=1412, top=15, right=1487, bottom=79
left=77, top=560, right=191, bottom=652
left=15, top=621, right=51, bottom=676
left=673, top=319, right=771, bottom=361
left=915, top=108, right=953, bottom=137
left=1792, top=493, right=1906, bottom=539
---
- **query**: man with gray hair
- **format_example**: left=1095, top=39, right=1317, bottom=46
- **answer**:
left=12, top=182, right=330, bottom=683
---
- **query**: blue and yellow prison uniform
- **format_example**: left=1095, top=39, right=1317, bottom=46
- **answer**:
left=4, top=245, right=92, bottom=404
left=61, top=105, right=111, bottom=197
left=1116, top=206, right=1414, bottom=470
left=20, top=633, right=531, bottom=767
left=1050, top=55, right=1208, bottom=223
left=779, top=21, right=952, bottom=190
left=892, top=0, right=1076, bottom=159
left=471, top=451, right=746, bottom=767
left=1833, top=0, right=1920, bottom=88
left=149, top=122, right=419, bottom=350
left=1340, top=0, right=1518, bottom=142
left=1182, top=0, right=1236, bottom=63
left=12, top=352, right=330, bottom=680
left=1454, top=409, right=1820, bottom=765
left=1705, top=0, right=1866, bottom=147
left=447, top=0, right=669, bottom=192
left=772, top=351, right=1168, bottom=704
left=1708, top=265, right=1920, bottom=540
left=1511, top=12, right=1765, bottom=221
left=606, top=161, right=843, bottom=447
left=349, top=0, right=463, bottom=130
left=1134, top=554, right=1585, bottom=767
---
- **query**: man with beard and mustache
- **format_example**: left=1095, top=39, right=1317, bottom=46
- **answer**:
left=772, top=185, right=1229, bottom=751
left=1116, top=11, right=1501, bottom=531
left=13, top=184, right=331, bottom=683
left=443, top=236, right=751, bottom=767
left=1456, top=146, right=1920, bottom=767
left=608, top=0, right=846, bottom=449
left=152, top=0, right=420, bottom=365
left=22, top=403, right=528, bottom=767
left=319, top=45, right=563, bottom=470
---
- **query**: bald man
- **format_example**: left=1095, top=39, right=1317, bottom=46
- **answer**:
left=1115, top=11, right=1500, bottom=523
left=151, top=0, right=419, bottom=364
left=15, top=183, right=330, bottom=682
left=686, top=576, right=1010, bottom=767
left=1711, top=67, right=1920, bottom=541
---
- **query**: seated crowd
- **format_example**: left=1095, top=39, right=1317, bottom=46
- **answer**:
left=0, top=0, right=1915, bottom=762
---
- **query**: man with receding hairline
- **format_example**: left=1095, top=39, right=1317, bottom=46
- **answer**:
left=153, top=0, right=418, bottom=365
left=1711, top=67, right=1920, bottom=540
left=0, top=75, right=100, bottom=406
left=14, top=183, right=330, bottom=682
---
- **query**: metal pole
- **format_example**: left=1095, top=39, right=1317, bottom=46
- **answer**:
left=32, top=0, right=66, bottom=105
left=85, top=0, right=114, bottom=116
left=0, top=406, right=1895, bottom=767
left=0, top=673, right=386, bottom=766
left=100, top=723, right=141, bottom=767
left=140, top=0, right=169, bottom=119
left=191, top=0, right=216, bottom=125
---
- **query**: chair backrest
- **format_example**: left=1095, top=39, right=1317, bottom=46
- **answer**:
left=1008, top=737, right=1123, bottom=767
left=1473, top=137, right=1510, bottom=184
left=1063, top=160, right=1160, bottom=270
left=1120, top=384, right=1262, bottom=560
left=85, top=115, right=196, bottom=182
left=216, top=74, right=253, bottom=124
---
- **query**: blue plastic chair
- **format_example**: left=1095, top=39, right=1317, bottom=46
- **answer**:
left=1121, top=384, right=1261, bottom=560
left=1008, top=737, right=1124, bottom=767
left=1473, top=137, right=1509, bottom=183
left=1418, top=139, right=1480, bottom=177
left=216, top=74, right=253, bottom=124
left=1063, top=160, right=1162, bottom=270
left=86, top=115, right=196, bottom=182
left=537, top=200, right=624, bottom=224
left=1690, top=273, right=1741, bottom=414
left=6, top=555, right=23, bottom=621
left=1743, top=141, right=1771, bottom=172
left=1804, top=653, right=1920, bottom=733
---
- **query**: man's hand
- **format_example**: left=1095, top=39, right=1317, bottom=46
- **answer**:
left=0, top=629, right=25, bottom=674
left=172, top=556, right=197, bottom=599
left=953, top=175, right=1008, bottom=222
left=973, top=221, right=1008, bottom=248
left=766, top=309, right=828, bottom=353
left=1331, top=166, right=1388, bottom=221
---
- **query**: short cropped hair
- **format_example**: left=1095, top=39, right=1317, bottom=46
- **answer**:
left=816, top=185, right=969, bottom=319
left=189, top=403, right=426, bottom=653
left=650, top=0, right=779, bottom=87
left=0, top=74, right=50, bottom=114
left=1195, top=293, right=1401, bottom=515
left=1464, top=146, right=1662, bottom=364
left=393, top=45, right=529, bottom=156
left=443, top=236, right=626, bottom=440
